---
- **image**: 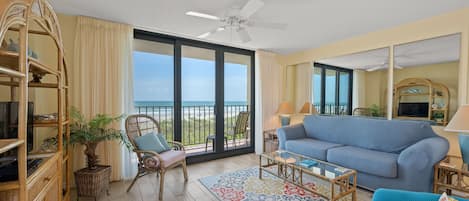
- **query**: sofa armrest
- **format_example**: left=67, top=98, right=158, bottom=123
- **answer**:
left=373, top=188, right=469, bottom=201
left=277, top=124, right=307, bottom=150
left=398, top=137, right=449, bottom=171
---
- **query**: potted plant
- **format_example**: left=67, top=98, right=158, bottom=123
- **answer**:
left=369, top=104, right=383, bottom=117
left=433, top=111, right=445, bottom=123
left=69, top=107, right=129, bottom=200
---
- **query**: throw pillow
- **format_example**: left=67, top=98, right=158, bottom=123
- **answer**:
left=156, top=133, right=171, bottom=150
left=439, top=192, right=458, bottom=201
left=134, top=133, right=168, bottom=154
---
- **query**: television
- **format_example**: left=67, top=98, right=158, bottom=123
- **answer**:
left=398, top=102, right=429, bottom=117
left=0, top=102, right=34, bottom=152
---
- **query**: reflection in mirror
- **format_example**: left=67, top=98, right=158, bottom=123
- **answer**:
left=392, top=34, right=460, bottom=125
left=316, top=47, right=390, bottom=117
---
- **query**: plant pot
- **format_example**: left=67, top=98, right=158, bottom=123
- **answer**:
left=74, top=165, right=111, bottom=200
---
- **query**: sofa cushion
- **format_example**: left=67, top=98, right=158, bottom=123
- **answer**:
left=303, top=115, right=438, bottom=153
left=285, top=138, right=343, bottom=160
left=327, top=146, right=399, bottom=178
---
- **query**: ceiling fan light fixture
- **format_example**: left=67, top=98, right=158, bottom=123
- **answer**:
left=185, top=11, right=220, bottom=20
left=197, top=32, right=211, bottom=38
left=217, top=27, right=225, bottom=31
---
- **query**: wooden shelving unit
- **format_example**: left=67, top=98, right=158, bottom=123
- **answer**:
left=0, top=0, right=70, bottom=201
left=393, top=78, right=450, bottom=126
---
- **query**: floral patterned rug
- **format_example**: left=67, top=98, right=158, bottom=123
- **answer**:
left=199, top=167, right=351, bottom=201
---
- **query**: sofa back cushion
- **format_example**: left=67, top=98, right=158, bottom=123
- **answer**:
left=303, top=115, right=438, bottom=153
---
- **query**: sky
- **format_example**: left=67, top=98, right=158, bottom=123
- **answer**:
left=133, top=51, right=248, bottom=102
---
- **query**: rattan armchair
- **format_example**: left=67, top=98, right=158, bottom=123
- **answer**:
left=125, top=114, right=188, bottom=201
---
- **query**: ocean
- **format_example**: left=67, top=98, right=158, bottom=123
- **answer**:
left=134, top=101, right=248, bottom=107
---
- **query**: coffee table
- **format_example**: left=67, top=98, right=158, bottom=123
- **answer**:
left=259, top=150, right=357, bottom=201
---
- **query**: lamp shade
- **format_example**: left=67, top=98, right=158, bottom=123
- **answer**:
left=299, top=102, right=318, bottom=114
left=445, top=104, right=469, bottom=132
left=277, top=102, right=294, bottom=115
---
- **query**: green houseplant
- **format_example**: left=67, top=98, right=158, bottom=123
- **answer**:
left=370, top=104, right=384, bottom=117
left=433, top=111, right=445, bottom=123
left=69, top=107, right=128, bottom=170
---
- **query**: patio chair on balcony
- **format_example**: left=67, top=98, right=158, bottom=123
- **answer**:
left=205, top=111, right=250, bottom=151
left=125, top=114, right=188, bottom=201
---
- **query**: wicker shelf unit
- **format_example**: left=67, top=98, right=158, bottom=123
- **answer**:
left=393, top=78, right=450, bottom=126
left=0, top=0, right=71, bottom=201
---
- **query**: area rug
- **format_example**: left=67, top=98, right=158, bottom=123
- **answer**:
left=199, top=167, right=351, bottom=201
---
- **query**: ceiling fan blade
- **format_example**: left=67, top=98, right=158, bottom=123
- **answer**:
left=197, top=27, right=225, bottom=38
left=240, top=0, right=265, bottom=18
left=186, top=11, right=220, bottom=21
left=237, top=28, right=251, bottom=43
left=366, top=66, right=385, bottom=72
left=247, top=20, right=287, bottom=30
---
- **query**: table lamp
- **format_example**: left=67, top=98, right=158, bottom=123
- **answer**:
left=277, top=102, right=294, bottom=126
left=299, top=102, right=318, bottom=114
left=445, top=104, right=469, bottom=165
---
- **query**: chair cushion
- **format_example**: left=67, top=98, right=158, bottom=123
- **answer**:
left=327, top=146, right=399, bottom=178
left=285, top=138, right=343, bottom=160
left=159, top=150, right=186, bottom=168
left=134, top=132, right=169, bottom=153
left=155, top=133, right=171, bottom=150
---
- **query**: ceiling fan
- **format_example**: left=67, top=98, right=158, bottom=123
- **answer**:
left=363, top=61, right=404, bottom=72
left=185, top=0, right=287, bottom=43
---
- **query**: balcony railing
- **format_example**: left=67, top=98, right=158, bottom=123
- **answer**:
left=314, top=104, right=349, bottom=115
left=134, top=104, right=249, bottom=148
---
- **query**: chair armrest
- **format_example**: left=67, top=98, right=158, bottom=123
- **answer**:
left=277, top=124, right=307, bottom=150
left=398, top=137, right=449, bottom=171
left=168, top=141, right=185, bottom=151
left=134, top=149, right=163, bottom=169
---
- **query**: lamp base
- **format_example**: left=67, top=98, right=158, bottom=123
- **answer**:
left=459, top=133, right=469, bottom=165
left=280, top=115, right=291, bottom=127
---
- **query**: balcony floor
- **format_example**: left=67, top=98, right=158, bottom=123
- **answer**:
left=185, top=138, right=250, bottom=154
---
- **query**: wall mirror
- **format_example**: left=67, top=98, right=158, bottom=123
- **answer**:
left=392, top=34, right=460, bottom=125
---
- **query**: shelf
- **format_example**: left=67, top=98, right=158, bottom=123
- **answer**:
left=0, top=50, right=59, bottom=76
left=399, top=93, right=430, bottom=96
left=0, top=66, right=25, bottom=77
left=0, top=181, right=19, bottom=191
left=0, top=139, right=24, bottom=154
left=9, top=120, right=69, bottom=128
left=0, top=81, right=58, bottom=88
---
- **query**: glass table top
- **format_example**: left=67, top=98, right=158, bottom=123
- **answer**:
left=262, top=150, right=353, bottom=179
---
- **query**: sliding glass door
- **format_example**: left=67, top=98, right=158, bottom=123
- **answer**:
left=313, top=63, right=353, bottom=115
left=181, top=46, right=216, bottom=154
left=133, top=30, right=255, bottom=162
left=133, top=39, right=175, bottom=141
left=224, top=52, right=252, bottom=151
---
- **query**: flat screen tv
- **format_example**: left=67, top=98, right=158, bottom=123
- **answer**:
left=398, top=102, right=429, bottom=117
left=0, top=102, right=34, bottom=152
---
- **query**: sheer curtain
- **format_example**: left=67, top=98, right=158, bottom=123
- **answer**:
left=72, top=16, right=133, bottom=181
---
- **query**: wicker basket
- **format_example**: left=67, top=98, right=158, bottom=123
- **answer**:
left=74, top=165, right=111, bottom=200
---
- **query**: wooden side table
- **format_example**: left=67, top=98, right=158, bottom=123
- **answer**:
left=433, top=156, right=469, bottom=198
left=263, top=129, right=278, bottom=153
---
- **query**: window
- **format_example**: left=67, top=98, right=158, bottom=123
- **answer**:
left=313, top=63, right=353, bottom=115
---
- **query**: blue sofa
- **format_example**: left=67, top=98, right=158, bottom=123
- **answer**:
left=372, top=188, right=469, bottom=201
left=277, top=115, right=449, bottom=192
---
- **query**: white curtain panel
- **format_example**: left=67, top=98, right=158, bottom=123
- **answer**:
left=295, top=62, right=313, bottom=111
left=72, top=16, right=133, bottom=181
left=255, top=50, right=283, bottom=154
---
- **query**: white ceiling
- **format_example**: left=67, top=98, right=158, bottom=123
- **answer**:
left=49, top=0, right=469, bottom=54
left=317, top=34, right=461, bottom=70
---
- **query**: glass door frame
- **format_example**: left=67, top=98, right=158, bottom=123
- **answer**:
left=314, top=63, right=353, bottom=115
left=134, top=29, right=255, bottom=163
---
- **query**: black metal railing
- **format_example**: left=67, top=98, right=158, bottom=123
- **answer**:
left=134, top=104, right=249, bottom=146
left=314, top=104, right=349, bottom=115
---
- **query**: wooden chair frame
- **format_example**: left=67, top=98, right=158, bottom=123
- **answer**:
left=125, top=114, right=188, bottom=201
